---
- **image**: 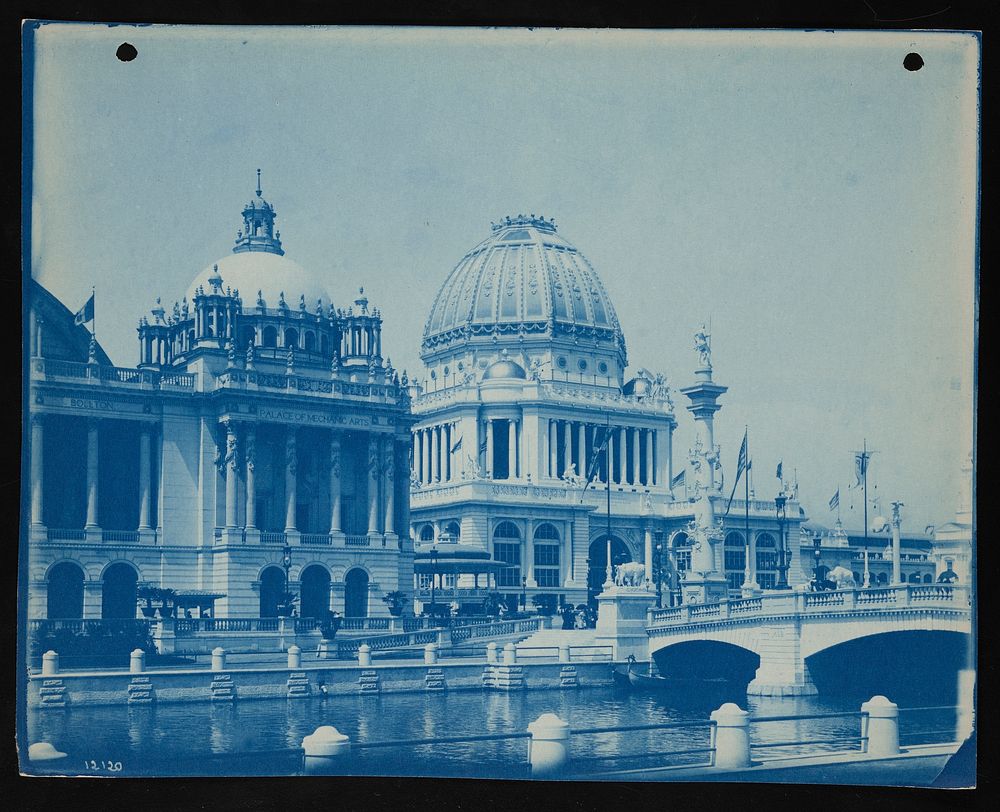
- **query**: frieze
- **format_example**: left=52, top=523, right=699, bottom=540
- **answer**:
left=35, top=393, right=153, bottom=416
left=253, top=407, right=376, bottom=427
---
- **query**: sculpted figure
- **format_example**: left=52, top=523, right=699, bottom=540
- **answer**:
left=694, top=324, right=712, bottom=367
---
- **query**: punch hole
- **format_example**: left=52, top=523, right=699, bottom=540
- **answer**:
left=116, top=43, right=138, bottom=62
left=903, top=53, right=924, bottom=71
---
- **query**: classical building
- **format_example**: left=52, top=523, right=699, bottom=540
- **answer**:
left=26, top=177, right=415, bottom=620
left=407, top=214, right=810, bottom=612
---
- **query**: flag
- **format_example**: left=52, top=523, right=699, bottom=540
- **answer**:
left=829, top=489, right=840, bottom=511
left=450, top=436, right=462, bottom=454
left=853, top=452, right=869, bottom=488
left=775, top=460, right=783, bottom=481
left=724, top=429, right=750, bottom=515
left=584, top=427, right=610, bottom=489
left=670, top=469, right=685, bottom=488
left=74, top=292, right=95, bottom=326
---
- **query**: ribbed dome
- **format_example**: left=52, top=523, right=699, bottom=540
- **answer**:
left=185, top=251, right=331, bottom=311
left=483, top=358, right=527, bottom=380
left=422, top=215, right=624, bottom=359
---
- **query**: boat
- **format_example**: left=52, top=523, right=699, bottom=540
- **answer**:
left=613, top=655, right=733, bottom=691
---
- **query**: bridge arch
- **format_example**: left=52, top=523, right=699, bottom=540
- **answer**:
left=652, top=639, right=760, bottom=686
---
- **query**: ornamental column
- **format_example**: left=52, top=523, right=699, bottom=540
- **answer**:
left=329, top=431, right=342, bottom=533
left=30, top=414, right=44, bottom=527
left=645, top=429, right=654, bottom=486
left=644, top=526, right=654, bottom=584
left=890, top=501, right=904, bottom=585
left=525, top=518, right=535, bottom=587
left=284, top=428, right=298, bottom=532
left=563, top=421, right=572, bottom=477
left=383, top=438, right=396, bottom=535
left=430, top=425, right=440, bottom=483
left=577, top=422, right=587, bottom=478
left=138, top=424, right=153, bottom=530
left=485, top=419, right=495, bottom=478
left=617, top=426, right=626, bottom=485
left=85, top=418, right=100, bottom=529
left=367, top=434, right=380, bottom=534
left=245, top=427, right=257, bottom=529
left=508, top=419, right=518, bottom=479
left=422, top=428, right=430, bottom=484
left=631, top=428, right=640, bottom=485
left=548, top=419, right=557, bottom=477
left=224, top=421, right=239, bottom=529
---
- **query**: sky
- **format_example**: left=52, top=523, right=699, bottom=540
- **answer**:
left=27, top=25, right=978, bottom=533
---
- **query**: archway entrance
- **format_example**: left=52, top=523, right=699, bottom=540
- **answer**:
left=300, top=565, right=331, bottom=619
left=587, top=536, right=631, bottom=608
left=344, top=568, right=369, bottom=618
left=47, top=562, right=84, bottom=618
left=101, top=563, right=138, bottom=619
left=259, top=567, right=285, bottom=617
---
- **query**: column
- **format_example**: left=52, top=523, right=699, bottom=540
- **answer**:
left=30, top=414, right=44, bottom=527
left=413, top=430, right=421, bottom=484
left=507, top=419, right=518, bottom=479
left=525, top=518, right=535, bottom=587
left=430, top=425, right=439, bottom=483
left=592, top=425, right=602, bottom=482
left=444, top=424, right=451, bottom=482
left=577, top=422, right=587, bottom=478
left=644, top=527, right=654, bottom=584
left=138, top=424, right=152, bottom=530
left=383, top=438, right=395, bottom=535
left=486, top=419, right=495, bottom=478
left=617, top=426, right=626, bottom=485
left=85, top=418, right=100, bottom=529
left=645, top=429, right=654, bottom=486
left=284, top=428, right=297, bottom=532
left=422, top=428, right=431, bottom=484
left=563, top=420, right=572, bottom=477
left=224, top=421, right=239, bottom=529
left=245, top=427, right=257, bottom=529
left=329, top=431, right=342, bottom=533
left=631, top=428, right=640, bottom=485
left=367, top=434, right=380, bottom=534
left=548, top=419, right=557, bottom=477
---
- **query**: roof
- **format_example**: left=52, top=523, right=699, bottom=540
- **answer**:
left=30, top=279, right=114, bottom=365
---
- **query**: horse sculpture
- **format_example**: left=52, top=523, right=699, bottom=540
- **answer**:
left=614, top=561, right=647, bottom=588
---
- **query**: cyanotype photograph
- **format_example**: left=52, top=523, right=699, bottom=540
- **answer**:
left=19, top=23, right=978, bottom=788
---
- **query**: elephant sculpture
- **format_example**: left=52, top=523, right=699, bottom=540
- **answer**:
left=614, top=561, right=647, bottom=588
left=827, top=565, right=857, bottom=589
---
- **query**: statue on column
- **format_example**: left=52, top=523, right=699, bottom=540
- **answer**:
left=694, top=323, right=712, bottom=369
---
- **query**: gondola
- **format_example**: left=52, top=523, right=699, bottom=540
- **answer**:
left=613, top=655, right=733, bottom=691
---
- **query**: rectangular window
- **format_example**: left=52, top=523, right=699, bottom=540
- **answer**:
left=534, top=544, right=560, bottom=567
left=494, top=542, right=521, bottom=587
left=535, top=568, right=560, bottom=588
left=418, top=573, right=432, bottom=589
left=756, top=573, right=777, bottom=590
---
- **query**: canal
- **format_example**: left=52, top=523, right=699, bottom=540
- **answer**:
left=26, top=684, right=958, bottom=779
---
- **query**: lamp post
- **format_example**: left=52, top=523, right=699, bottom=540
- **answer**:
left=429, top=546, right=438, bottom=614
left=653, top=530, right=664, bottom=608
left=282, top=544, right=292, bottom=605
left=521, top=576, right=527, bottom=611
left=585, top=557, right=592, bottom=607
left=812, top=532, right=822, bottom=583
left=774, top=493, right=789, bottom=589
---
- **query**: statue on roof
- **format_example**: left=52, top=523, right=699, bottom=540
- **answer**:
left=694, top=324, right=712, bottom=368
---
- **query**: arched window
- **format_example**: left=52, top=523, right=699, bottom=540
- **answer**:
left=300, top=565, right=331, bottom=619
left=533, top=524, right=561, bottom=588
left=344, top=568, right=370, bottom=617
left=493, top=521, right=521, bottom=587
left=922, top=573, right=933, bottom=584
left=419, top=525, right=435, bottom=542
left=724, top=531, right=746, bottom=590
left=284, top=328, right=299, bottom=348
left=673, top=532, right=691, bottom=575
left=102, top=562, right=138, bottom=619
left=877, top=572, right=888, bottom=585
left=304, top=331, right=316, bottom=352
left=47, top=562, right=84, bottom=619
left=755, top=533, right=777, bottom=590
left=444, top=521, right=461, bottom=541
left=262, top=325, right=277, bottom=348
left=259, top=566, right=285, bottom=617
left=908, top=572, right=921, bottom=584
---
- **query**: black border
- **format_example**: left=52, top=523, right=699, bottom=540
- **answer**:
left=6, top=1, right=992, bottom=809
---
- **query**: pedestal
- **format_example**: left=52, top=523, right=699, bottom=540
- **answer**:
left=681, top=572, right=729, bottom=605
left=153, top=618, right=176, bottom=655
left=594, top=586, right=657, bottom=661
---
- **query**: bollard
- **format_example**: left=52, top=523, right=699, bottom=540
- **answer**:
left=302, top=726, right=350, bottom=775
left=287, top=645, right=301, bottom=669
left=358, top=643, right=371, bottom=667
left=130, top=648, right=146, bottom=674
left=28, top=742, right=68, bottom=762
left=41, top=650, right=59, bottom=676
left=424, top=643, right=438, bottom=665
left=527, top=713, right=570, bottom=777
left=558, top=643, right=570, bottom=663
left=710, top=703, right=751, bottom=769
left=502, top=642, right=517, bottom=665
left=861, top=695, right=899, bottom=757
left=211, top=646, right=226, bottom=672
left=486, top=642, right=498, bottom=664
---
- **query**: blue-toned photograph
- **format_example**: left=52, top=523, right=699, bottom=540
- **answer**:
left=19, top=24, right=977, bottom=787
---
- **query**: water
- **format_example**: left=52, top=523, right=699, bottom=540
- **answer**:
left=26, top=685, right=958, bottom=779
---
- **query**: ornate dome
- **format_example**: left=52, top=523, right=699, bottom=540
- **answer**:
left=483, top=357, right=527, bottom=381
left=422, top=215, right=625, bottom=362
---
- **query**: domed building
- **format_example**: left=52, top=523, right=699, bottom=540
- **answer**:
left=27, top=175, right=415, bottom=625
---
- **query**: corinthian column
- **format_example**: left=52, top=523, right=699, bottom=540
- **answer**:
left=430, top=425, right=440, bottom=483
left=485, top=419, right=495, bottom=478
left=617, top=426, right=626, bottom=485
left=645, top=429, right=654, bottom=486
left=383, top=438, right=395, bottom=535
left=631, top=427, right=640, bottom=486
left=577, top=422, right=587, bottom=477
left=367, top=434, right=380, bottom=534
left=138, top=424, right=153, bottom=530
left=30, top=414, right=44, bottom=527
left=329, top=431, right=342, bottom=533
left=245, top=427, right=257, bottom=529
left=85, top=419, right=100, bottom=529
left=507, top=419, right=518, bottom=479
left=224, top=421, right=239, bottom=529
left=284, top=428, right=298, bottom=532
left=549, top=419, right=557, bottom=477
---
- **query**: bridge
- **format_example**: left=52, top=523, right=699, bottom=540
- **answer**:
left=645, top=584, right=972, bottom=696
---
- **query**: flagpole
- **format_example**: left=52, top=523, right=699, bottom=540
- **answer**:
left=744, top=426, right=750, bottom=588
left=605, top=413, right=612, bottom=586
left=862, top=438, right=869, bottom=587
left=91, top=285, right=96, bottom=340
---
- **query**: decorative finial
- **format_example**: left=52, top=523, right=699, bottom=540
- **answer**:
left=256, top=168, right=262, bottom=197
left=256, top=289, right=265, bottom=308
left=299, top=294, right=306, bottom=311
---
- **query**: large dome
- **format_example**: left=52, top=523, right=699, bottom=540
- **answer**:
left=422, top=215, right=624, bottom=359
left=185, top=251, right=331, bottom=311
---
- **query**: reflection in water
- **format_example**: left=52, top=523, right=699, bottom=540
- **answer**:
left=26, top=684, right=959, bottom=779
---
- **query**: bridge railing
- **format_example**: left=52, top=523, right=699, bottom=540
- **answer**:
left=647, top=584, right=970, bottom=627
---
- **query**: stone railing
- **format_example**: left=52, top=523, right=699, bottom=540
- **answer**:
left=299, top=533, right=332, bottom=546
left=46, top=528, right=87, bottom=541
left=344, top=534, right=371, bottom=547
left=647, top=584, right=970, bottom=629
left=32, top=358, right=195, bottom=390
left=102, top=529, right=140, bottom=543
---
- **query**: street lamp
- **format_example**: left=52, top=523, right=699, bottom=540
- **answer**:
left=812, top=532, right=823, bottom=583
left=774, top=493, right=789, bottom=589
left=282, top=543, right=292, bottom=598
left=585, top=557, right=593, bottom=607
left=653, top=530, right=664, bottom=608
left=429, top=546, right=439, bottom=614
left=521, top=576, right=527, bottom=610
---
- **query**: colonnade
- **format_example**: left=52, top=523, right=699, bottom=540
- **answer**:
left=547, top=419, right=657, bottom=486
